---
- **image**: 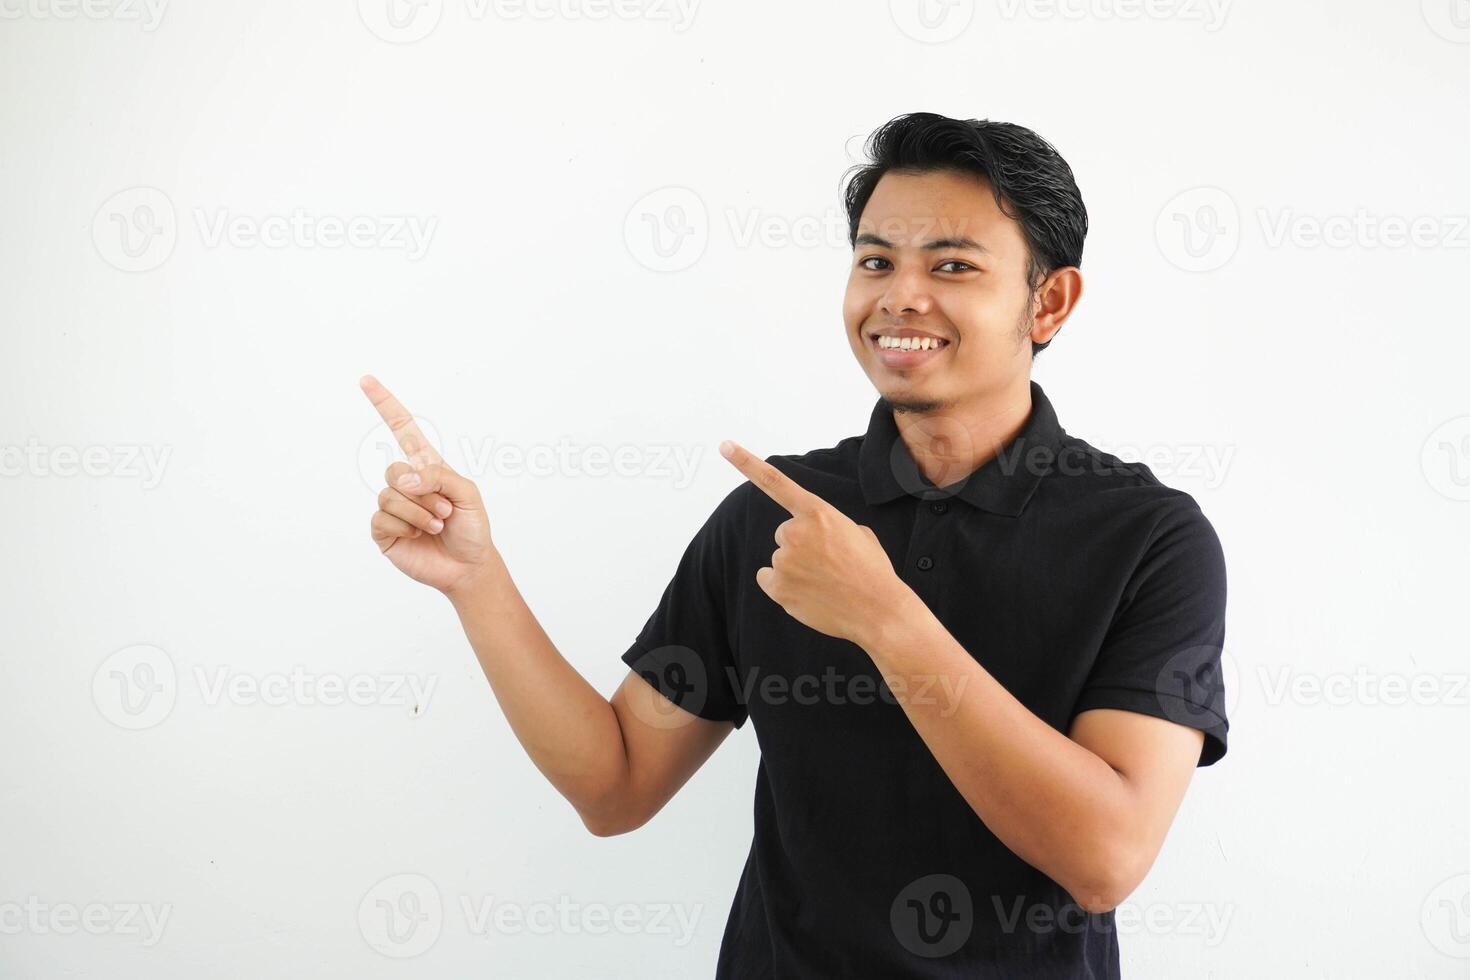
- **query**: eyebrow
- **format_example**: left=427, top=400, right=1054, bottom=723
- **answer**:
left=853, top=232, right=990, bottom=254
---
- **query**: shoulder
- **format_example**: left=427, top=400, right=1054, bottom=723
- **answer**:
left=1045, top=432, right=1224, bottom=561
left=734, top=430, right=868, bottom=515
left=762, top=432, right=864, bottom=482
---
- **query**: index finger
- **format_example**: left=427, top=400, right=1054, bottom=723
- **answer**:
left=719, top=439, right=826, bottom=517
left=359, top=374, right=443, bottom=467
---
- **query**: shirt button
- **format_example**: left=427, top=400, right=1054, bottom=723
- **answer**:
left=929, top=500, right=948, bottom=514
left=916, top=556, right=934, bottom=571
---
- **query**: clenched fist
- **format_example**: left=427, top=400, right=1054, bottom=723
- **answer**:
left=361, top=375, right=495, bottom=596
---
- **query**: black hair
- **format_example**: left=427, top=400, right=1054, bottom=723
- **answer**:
left=841, top=112, right=1087, bottom=355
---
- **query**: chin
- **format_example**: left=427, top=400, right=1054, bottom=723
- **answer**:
left=876, top=385, right=946, bottom=414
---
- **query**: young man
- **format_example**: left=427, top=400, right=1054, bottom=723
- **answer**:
left=362, top=111, right=1228, bottom=978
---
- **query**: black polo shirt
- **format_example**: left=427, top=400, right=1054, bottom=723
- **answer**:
left=621, top=380, right=1229, bottom=979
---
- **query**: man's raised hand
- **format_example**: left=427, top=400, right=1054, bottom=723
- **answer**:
left=361, top=374, right=495, bottom=597
left=718, top=439, right=912, bottom=648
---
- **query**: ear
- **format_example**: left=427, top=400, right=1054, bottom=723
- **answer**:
left=1029, top=267, right=1084, bottom=347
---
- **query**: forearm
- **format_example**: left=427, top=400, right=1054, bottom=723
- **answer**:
left=859, top=589, right=1142, bottom=911
left=447, top=551, right=630, bottom=823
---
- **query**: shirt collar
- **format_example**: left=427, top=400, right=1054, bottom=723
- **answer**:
left=857, top=380, right=1063, bottom=517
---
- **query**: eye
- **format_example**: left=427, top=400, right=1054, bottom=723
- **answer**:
left=858, top=255, right=891, bottom=271
left=937, top=260, right=975, bottom=273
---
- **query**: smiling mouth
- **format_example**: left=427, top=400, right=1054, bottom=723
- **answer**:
left=870, top=332, right=949, bottom=352
left=868, top=332, right=951, bottom=366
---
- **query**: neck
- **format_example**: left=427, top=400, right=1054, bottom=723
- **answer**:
left=886, top=378, right=1034, bottom=489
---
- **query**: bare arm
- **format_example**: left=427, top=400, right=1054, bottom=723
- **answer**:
left=861, top=597, right=1203, bottom=914
left=448, top=553, right=734, bottom=835
left=360, top=374, right=731, bottom=836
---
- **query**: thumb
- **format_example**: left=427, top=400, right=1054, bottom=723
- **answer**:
left=393, top=461, right=481, bottom=508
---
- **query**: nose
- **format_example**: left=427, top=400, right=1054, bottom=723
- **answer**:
left=879, top=265, right=933, bottom=318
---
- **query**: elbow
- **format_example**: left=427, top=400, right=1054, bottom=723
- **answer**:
left=580, top=809, right=641, bottom=837
left=1067, top=877, right=1128, bottom=915
left=1067, top=848, right=1147, bottom=915
left=1070, top=885, right=1124, bottom=916
left=576, top=792, right=652, bottom=838
left=581, top=814, right=629, bottom=838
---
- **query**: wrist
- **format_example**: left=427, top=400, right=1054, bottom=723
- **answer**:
left=443, top=548, right=508, bottom=609
left=855, top=577, right=928, bottom=658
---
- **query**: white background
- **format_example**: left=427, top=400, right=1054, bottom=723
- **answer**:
left=2, top=0, right=1469, bottom=976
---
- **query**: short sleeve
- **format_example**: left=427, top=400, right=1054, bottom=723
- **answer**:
left=620, top=484, right=750, bottom=729
left=1071, top=497, right=1230, bottom=766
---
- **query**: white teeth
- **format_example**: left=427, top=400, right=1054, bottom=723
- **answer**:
left=877, top=335, right=944, bottom=351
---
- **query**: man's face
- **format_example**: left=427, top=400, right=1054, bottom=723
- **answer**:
left=844, top=169, right=1037, bottom=412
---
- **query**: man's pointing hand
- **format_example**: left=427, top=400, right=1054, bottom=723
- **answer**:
left=719, top=439, right=912, bottom=648
left=362, top=374, right=495, bottom=597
